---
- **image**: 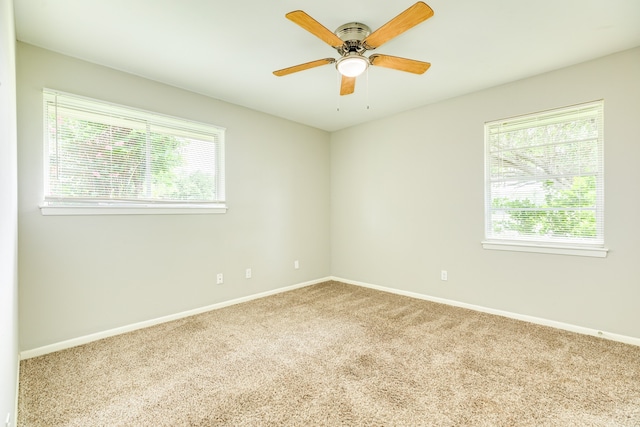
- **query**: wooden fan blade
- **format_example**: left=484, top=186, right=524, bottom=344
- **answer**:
left=340, top=75, right=356, bottom=96
left=363, top=2, right=434, bottom=49
left=273, top=58, right=336, bottom=76
left=286, top=10, right=345, bottom=48
left=369, top=54, right=431, bottom=74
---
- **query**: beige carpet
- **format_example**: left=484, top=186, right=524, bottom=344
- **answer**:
left=18, top=281, right=640, bottom=426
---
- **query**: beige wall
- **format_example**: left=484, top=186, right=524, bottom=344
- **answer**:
left=1, top=0, right=19, bottom=421
left=331, top=47, right=640, bottom=339
left=17, top=43, right=331, bottom=351
left=17, top=41, right=640, bottom=353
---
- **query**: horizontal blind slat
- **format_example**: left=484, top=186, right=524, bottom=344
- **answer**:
left=44, top=89, right=225, bottom=205
left=484, top=100, right=604, bottom=246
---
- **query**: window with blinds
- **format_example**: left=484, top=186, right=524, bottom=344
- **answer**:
left=42, top=90, right=225, bottom=213
left=484, top=101, right=604, bottom=250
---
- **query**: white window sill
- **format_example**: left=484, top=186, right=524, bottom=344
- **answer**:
left=481, top=241, right=608, bottom=258
left=40, top=203, right=228, bottom=216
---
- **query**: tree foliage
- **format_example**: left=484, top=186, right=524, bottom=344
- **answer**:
left=487, top=107, right=601, bottom=242
left=49, top=116, right=215, bottom=201
left=492, top=176, right=596, bottom=239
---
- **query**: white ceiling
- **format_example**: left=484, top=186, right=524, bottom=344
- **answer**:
left=14, top=0, right=640, bottom=132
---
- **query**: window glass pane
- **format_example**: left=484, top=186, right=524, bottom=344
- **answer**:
left=485, top=101, right=603, bottom=246
left=44, top=90, right=225, bottom=206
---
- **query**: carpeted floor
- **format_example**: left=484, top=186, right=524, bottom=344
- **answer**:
left=18, top=281, right=640, bottom=426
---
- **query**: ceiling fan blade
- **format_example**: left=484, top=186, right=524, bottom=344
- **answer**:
left=286, top=10, right=345, bottom=48
left=273, top=58, right=336, bottom=76
left=369, top=54, right=431, bottom=74
left=363, top=2, right=434, bottom=49
left=340, top=75, right=356, bottom=96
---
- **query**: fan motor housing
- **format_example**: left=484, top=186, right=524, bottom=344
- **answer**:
left=335, top=22, right=371, bottom=55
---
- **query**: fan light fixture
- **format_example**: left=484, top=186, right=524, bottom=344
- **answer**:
left=274, top=2, right=434, bottom=96
left=336, top=54, right=369, bottom=77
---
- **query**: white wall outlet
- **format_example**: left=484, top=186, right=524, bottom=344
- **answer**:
left=216, top=273, right=223, bottom=285
left=441, top=270, right=448, bottom=281
left=5, top=412, right=10, bottom=427
left=245, top=268, right=252, bottom=279
left=294, top=260, right=299, bottom=269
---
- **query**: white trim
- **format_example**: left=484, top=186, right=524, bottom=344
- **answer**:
left=13, top=362, right=19, bottom=427
left=42, top=89, right=226, bottom=215
left=481, top=241, right=608, bottom=258
left=332, top=276, right=640, bottom=347
left=20, top=277, right=330, bottom=360
left=484, top=100, right=605, bottom=251
left=40, top=205, right=228, bottom=216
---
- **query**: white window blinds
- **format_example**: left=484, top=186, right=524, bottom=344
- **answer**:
left=43, top=90, right=225, bottom=208
left=484, top=101, right=604, bottom=247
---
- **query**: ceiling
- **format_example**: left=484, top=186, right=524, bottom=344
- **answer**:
left=13, top=0, right=640, bottom=132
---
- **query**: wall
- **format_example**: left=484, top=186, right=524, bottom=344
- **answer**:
left=16, top=40, right=640, bottom=354
left=0, top=0, right=19, bottom=423
left=17, top=43, right=331, bottom=351
left=331, top=47, right=640, bottom=339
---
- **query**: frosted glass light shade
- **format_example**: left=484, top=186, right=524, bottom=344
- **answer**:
left=336, top=55, right=369, bottom=77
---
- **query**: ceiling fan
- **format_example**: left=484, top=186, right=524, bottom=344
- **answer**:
left=273, top=2, right=434, bottom=96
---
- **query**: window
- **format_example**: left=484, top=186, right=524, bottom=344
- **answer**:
left=42, top=90, right=225, bottom=215
left=483, top=101, right=606, bottom=257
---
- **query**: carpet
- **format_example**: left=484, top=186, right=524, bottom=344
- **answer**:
left=18, top=281, right=640, bottom=426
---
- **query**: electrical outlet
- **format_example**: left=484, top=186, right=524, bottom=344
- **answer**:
left=294, top=260, right=299, bottom=269
left=216, top=273, right=223, bottom=285
left=6, top=412, right=11, bottom=427
left=441, top=270, right=448, bottom=281
left=245, top=268, right=252, bottom=279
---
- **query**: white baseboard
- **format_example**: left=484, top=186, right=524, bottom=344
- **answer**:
left=20, top=277, right=331, bottom=360
left=20, top=275, right=639, bottom=360
left=13, top=360, right=19, bottom=427
left=332, top=276, right=640, bottom=347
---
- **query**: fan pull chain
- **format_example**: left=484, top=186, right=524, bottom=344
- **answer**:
left=366, top=67, right=370, bottom=110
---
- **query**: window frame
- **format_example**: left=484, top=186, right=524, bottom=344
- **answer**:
left=482, top=101, right=607, bottom=258
left=40, top=89, right=227, bottom=216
